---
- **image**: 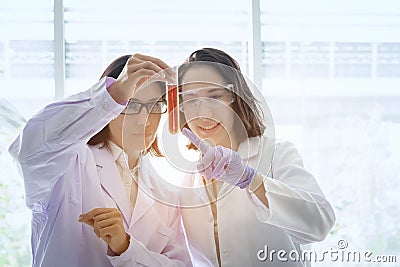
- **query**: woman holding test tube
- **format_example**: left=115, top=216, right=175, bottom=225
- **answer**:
left=9, top=54, right=192, bottom=267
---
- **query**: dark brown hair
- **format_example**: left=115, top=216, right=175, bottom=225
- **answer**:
left=87, top=54, right=163, bottom=156
left=178, top=48, right=266, bottom=149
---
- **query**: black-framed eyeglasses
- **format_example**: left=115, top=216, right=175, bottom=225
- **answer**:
left=121, top=99, right=167, bottom=115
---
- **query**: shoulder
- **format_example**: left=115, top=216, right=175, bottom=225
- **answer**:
left=86, top=143, right=114, bottom=167
left=87, top=143, right=109, bottom=155
left=240, top=136, right=297, bottom=162
left=257, top=135, right=297, bottom=153
left=258, top=136, right=303, bottom=164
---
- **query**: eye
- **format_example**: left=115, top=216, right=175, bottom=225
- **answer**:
left=183, top=93, right=196, bottom=100
left=210, top=94, right=223, bottom=100
left=182, top=96, right=197, bottom=102
left=185, top=99, right=198, bottom=104
left=127, top=101, right=140, bottom=109
left=154, top=101, right=164, bottom=108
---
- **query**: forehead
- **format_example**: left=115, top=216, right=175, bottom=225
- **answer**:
left=181, top=65, right=226, bottom=88
left=132, top=81, right=164, bottom=101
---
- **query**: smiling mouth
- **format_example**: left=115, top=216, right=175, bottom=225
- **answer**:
left=199, top=122, right=220, bottom=130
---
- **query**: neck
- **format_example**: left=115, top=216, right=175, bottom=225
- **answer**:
left=231, top=139, right=240, bottom=151
left=220, top=134, right=240, bottom=151
left=110, top=138, right=142, bottom=169
left=125, top=149, right=141, bottom=169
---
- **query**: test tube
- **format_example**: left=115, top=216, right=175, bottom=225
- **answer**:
left=167, top=83, right=179, bottom=134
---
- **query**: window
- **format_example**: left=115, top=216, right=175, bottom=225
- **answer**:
left=261, top=0, right=400, bottom=263
left=64, top=0, right=249, bottom=95
left=0, top=2, right=53, bottom=266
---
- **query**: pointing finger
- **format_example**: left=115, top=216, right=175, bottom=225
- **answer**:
left=182, top=128, right=209, bottom=154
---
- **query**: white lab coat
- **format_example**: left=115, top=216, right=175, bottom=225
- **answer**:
left=9, top=78, right=191, bottom=267
left=180, top=136, right=336, bottom=267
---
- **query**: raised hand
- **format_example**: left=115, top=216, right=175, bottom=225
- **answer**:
left=108, top=53, right=174, bottom=104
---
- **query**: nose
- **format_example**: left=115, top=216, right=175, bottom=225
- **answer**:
left=135, top=108, right=151, bottom=127
left=197, top=100, right=214, bottom=118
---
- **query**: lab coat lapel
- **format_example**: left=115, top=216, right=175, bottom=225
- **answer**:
left=130, top=188, right=154, bottom=225
left=177, top=173, right=211, bottom=207
left=193, top=174, right=213, bottom=204
left=130, top=159, right=154, bottom=225
left=90, top=145, right=132, bottom=226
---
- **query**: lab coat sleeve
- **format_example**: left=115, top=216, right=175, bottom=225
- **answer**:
left=107, top=209, right=192, bottom=267
left=8, top=77, right=125, bottom=211
left=247, top=141, right=335, bottom=244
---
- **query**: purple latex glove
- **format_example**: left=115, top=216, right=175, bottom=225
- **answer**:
left=182, top=128, right=256, bottom=189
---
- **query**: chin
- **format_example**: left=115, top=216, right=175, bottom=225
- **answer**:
left=144, top=137, right=156, bottom=150
left=126, top=141, right=146, bottom=152
left=212, top=138, right=224, bottom=147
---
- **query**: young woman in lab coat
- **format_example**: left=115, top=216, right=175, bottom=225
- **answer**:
left=9, top=54, right=191, bottom=267
left=178, top=48, right=336, bottom=266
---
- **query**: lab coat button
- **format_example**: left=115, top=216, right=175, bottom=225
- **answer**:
left=208, top=216, right=213, bottom=222
left=210, top=257, right=216, bottom=263
left=102, top=102, right=109, bottom=110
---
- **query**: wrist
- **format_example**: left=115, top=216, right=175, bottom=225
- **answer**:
left=112, top=234, right=130, bottom=256
left=248, top=172, right=264, bottom=192
left=236, top=166, right=257, bottom=189
left=105, top=77, right=129, bottom=105
left=105, top=76, right=116, bottom=88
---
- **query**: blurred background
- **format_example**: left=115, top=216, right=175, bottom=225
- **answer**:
left=1, top=0, right=399, bottom=266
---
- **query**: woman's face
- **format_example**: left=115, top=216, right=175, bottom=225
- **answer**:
left=181, top=65, right=238, bottom=149
left=108, top=82, right=164, bottom=152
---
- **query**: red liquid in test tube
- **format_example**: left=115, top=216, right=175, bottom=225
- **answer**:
left=167, top=83, right=179, bottom=134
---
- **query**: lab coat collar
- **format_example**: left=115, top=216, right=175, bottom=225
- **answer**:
left=108, top=141, right=123, bottom=162
left=108, top=141, right=143, bottom=173
left=109, top=144, right=154, bottom=225
left=236, top=136, right=262, bottom=160
left=90, top=144, right=133, bottom=226
left=130, top=188, right=154, bottom=225
left=131, top=156, right=155, bottom=224
left=108, top=141, right=154, bottom=191
left=190, top=174, right=237, bottom=205
left=194, top=175, right=214, bottom=204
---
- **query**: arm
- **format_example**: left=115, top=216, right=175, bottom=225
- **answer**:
left=181, top=128, right=335, bottom=243
left=9, top=78, right=125, bottom=210
left=248, top=173, right=269, bottom=207
left=10, top=53, right=168, bottom=164
left=9, top=54, right=172, bottom=211
left=247, top=141, right=336, bottom=243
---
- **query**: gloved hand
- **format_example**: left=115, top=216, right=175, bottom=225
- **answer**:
left=182, top=128, right=256, bottom=189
